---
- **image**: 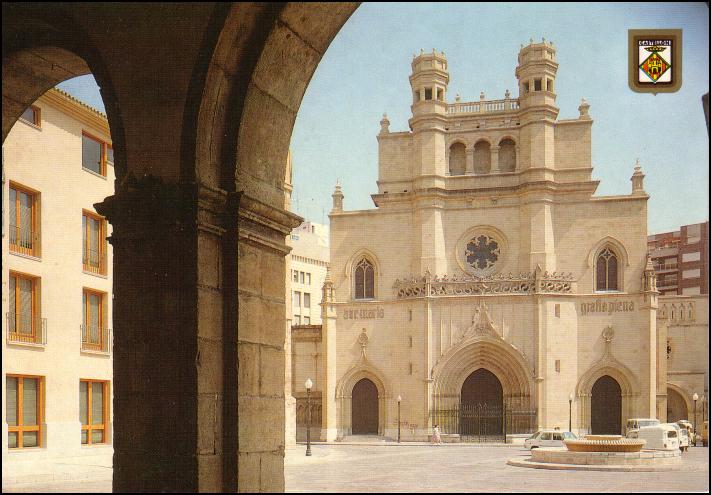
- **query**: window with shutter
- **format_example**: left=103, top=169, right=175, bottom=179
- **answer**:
left=9, top=184, right=38, bottom=257
left=7, top=375, right=43, bottom=448
left=8, top=272, right=38, bottom=343
left=80, top=380, right=108, bottom=444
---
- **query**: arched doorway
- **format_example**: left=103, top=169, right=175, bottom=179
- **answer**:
left=667, top=387, right=688, bottom=423
left=591, top=375, right=622, bottom=434
left=351, top=378, right=379, bottom=434
left=460, top=368, right=503, bottom=438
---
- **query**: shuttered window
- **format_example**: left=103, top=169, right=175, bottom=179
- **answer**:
left=7, top=375, right=43, bottom=449
left=80, top=380, right=108, bottom=444
left=9, top=184, right=38, bottom=256
left=83, top=211, right=106, bottom=275
left=8, top=272, right=37, bottom=342
left=83, top=290, right=105, bottom=350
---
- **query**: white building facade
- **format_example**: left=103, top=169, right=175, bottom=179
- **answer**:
left=2, top=89, right=114, bottom=480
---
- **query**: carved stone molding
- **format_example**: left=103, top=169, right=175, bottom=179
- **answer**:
left=394, top=270, right=575, bottom=298
left=95, top=173, right=200, bottom=241
left=237, top=193, right=302, bottom=255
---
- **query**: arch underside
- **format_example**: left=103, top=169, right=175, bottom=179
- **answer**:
left=432, top=337, right=533, bottom=411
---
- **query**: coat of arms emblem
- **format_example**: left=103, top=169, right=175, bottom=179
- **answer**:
left=628, top=29, right=682, bottom=94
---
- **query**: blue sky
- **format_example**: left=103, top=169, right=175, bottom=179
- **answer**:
left=58, top=2, right=709, bottom=234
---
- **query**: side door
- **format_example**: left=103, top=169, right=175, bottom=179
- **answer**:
left=539, top=432, right=552, bottom=447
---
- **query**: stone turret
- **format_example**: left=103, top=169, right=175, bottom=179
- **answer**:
left=331, top=182, right=343, bottom=212
left=631, top=159, right=646, bottom=195
left=409, top=48, right=449, bottom=119
left=516, top=37, right=559, bottom=116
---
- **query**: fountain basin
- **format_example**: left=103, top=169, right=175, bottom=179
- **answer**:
left=564, top=437, right=646, bottom=452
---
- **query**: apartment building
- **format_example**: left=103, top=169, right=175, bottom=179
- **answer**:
left=288, top=221, right=330, bottom=326
left=648, top=222, right=709, bottom=295
left=2, top=88, right=114, bottom=481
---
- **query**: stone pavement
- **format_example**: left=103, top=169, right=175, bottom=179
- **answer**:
left=3, top=444, right=708, bottom=492
left=285, top=444, right=709, bottom=492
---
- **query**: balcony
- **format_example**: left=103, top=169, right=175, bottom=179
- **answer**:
left=83, top=248, right=107, bottom=276
left=9, top=226, right=39, bottom=257
left=81, top=324, right=111, bottom=354
left=447, top=97, right=520, bottom=115
left=6, top=313, right=46, bottom=346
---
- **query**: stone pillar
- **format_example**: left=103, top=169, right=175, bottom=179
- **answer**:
left=96, top=176, right=233, bottom=492
left=236, top=194, right=302, bottom=492
left=656, top=322, right=668, bottom=422
left=465, top=147, right=474, bottom=174
left=490, top=145, right=500, bottom=173
left=320, top=272, right=338, bottom=441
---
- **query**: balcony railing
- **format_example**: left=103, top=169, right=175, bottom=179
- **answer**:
left=83, top=248, right=107, bottom=275
left=81, top=324, right=111, bottom=354
left=9, top=226, right=38, bottom=257
left=447, top=98, right=520, bottom=115
left=6, top=313, right=46, bottom=345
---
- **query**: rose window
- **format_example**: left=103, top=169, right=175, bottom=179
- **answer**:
left=465, top=235, right=500, bottom=271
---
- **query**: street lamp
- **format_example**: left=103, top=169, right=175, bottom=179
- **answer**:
left=397, top=395, right=402, bottom=443
left=693, top=392, right=700, bottom=445
left=568, top=394, right=573, bottom=433
left=305, top=378, right=313, bottom=456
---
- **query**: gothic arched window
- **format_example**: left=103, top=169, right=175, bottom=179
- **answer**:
left=596, top=247, right=619, bottom=291
left=354, top=258, right=375, bottom=299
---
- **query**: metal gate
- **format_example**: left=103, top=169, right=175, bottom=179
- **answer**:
left=430, top=401, right=537, bottom=443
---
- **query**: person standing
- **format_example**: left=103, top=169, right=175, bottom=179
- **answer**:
left=432, top=424, right=442, bottom=445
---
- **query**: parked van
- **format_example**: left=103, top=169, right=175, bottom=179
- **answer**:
left=663, top=423, right=688, bottom=452
left=625, top=418, right=660, bottom=435
left=628, top=424, right=679, bottom=451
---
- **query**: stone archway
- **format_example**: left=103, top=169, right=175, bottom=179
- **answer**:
left=3, top=3, right=360, bottom=492
left=591, top=375, right=622, bottom=434
left=351, top=378, right=379, bottom=434
left=667, top=386, right=689, bottom=423
left=577, top=363, right=639, bottom=436
left=460, top=368, right=504, bottom=437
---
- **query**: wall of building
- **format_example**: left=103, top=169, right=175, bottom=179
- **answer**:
left=2, top=90, right=114, bottom=480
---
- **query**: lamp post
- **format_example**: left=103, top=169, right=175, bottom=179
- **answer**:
left=305, top=378, right=313, bottom=456
left=568, top=394, right=573, bottom=433
left=702, top=395, right=707, bottom=425
left=693, top=392, right=699, bottom=446
left=397, top=395, right=402, bottom=443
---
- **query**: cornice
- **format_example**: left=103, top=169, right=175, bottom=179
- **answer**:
left=39, top=88, right=111, bottom=139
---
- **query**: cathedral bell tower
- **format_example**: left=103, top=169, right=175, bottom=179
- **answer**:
left=515, top=38, right=559, bottom=118
left=409, top=49, right=449, bottom=125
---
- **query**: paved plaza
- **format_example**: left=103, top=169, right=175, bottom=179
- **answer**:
left=3, top=444, right=708, bottom=492
left=285, top=444, right=709, bottom=493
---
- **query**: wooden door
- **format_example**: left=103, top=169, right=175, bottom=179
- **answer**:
left=591, top=375, right=622, bottom=434
left=351, top=378, right=378, bottom=434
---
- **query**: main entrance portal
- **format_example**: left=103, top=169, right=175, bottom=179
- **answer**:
left=460, top=369, right=503, bottom=440
left=591, top=375, right=622, bottom=434
left=351, top=378, right=378, bottom=435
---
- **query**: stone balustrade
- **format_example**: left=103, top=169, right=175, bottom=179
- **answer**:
left=447, top=98, right=520, bottom=115
left=393, top=271, right=574, bottom=298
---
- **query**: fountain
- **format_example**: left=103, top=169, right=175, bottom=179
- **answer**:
left=564, top=434, right=646, bottom=452
left=507, top=433, right=682, bottom=471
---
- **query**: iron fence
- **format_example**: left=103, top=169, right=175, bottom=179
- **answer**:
left=430, top=401, right=537, bottom=443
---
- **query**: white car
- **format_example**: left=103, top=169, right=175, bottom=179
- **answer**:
left=524, top=430, right=577, bottom=449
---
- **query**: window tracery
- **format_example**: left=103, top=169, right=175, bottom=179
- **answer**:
left=595, top=247, right=619, bottom=291
left=354, top=258, right=375, bottom=299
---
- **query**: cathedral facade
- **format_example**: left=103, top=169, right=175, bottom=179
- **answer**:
left=291, top=41, right=708, bottom=442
